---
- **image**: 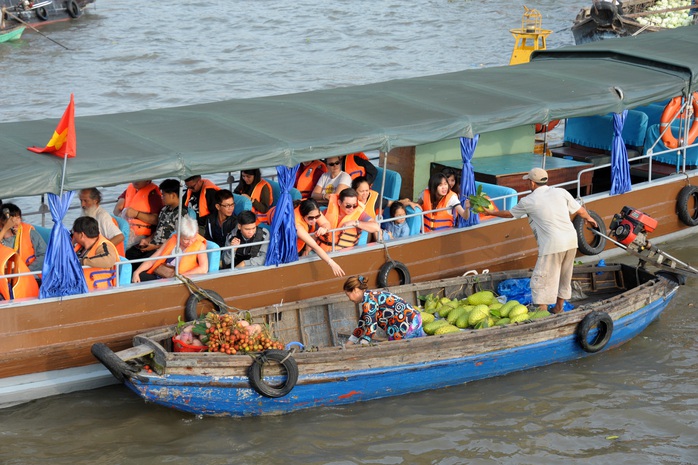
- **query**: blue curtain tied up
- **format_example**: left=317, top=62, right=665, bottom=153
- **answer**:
left=458, top=135, right=480, bottom=228
left=611, top=110, right=632, bottom=195
left=265, top=165, right=300, bottom=266
left=40, top=191, right=88, bottom=298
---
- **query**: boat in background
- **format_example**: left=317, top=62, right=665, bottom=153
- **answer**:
left=92, top=263, right=681, bottom=417
left=572, top=0, right=697, bottom=44
left=0, top=24, right=23, bottom=42
left=1, top=25, right=697, bottom=410
left=1, top=0, right=94, bottom=28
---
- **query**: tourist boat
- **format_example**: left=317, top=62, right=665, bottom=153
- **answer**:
left=1, top=0, right=94, bottom=28
left=1, top=26, right=697, bottom=409
left=0, top=23, right=23, bottom=42
left=91, top=263, right=682, bottom=417
left=571, top=0, right=697, bottom=44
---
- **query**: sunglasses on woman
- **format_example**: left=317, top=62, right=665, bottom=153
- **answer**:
left=327, top=161, right=341, bottom=167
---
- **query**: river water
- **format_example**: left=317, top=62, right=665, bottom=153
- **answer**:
left=1, top=1, right=697, bottom=464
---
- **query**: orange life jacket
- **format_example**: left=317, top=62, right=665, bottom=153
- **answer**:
left=75, top=235, right=120, bottom=290
left=360, top=190, right=379, bottom=219
left=109, top=217, right=125, bottom=256
left=478, top=195, right=500, bottom=221
left=317, top=194, right=363, bottom=251
left=0, top=244, right=39, bottom=301
left=147, top=234, right=206, bottom=275
left=251, top=179, right=274, bottom=224
left=184, top=179, right=220, bottom=218
left=295, top=161, right=327, bottom=199
left=294, top=206, right=319, bottom=253
left=124, top=183, right=160, bottom=236
left=344, top=152, right=369, bottom=179
left=422, top=189, right=458, bottom=232
left=10, top=223, right=38, bottom=267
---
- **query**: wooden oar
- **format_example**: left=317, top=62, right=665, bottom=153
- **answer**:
left=6, top=11, right=71, bottom=50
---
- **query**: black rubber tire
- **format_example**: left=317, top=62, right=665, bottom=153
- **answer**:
left=656, top=271, right=686, bottom=286
left=573, top=210, right=607, bottom=256
left=35, top=6, right=48, bottom=21
left=91, top=343, right=138, bottom=383
left=676, top=185, right=698, bottom=227
left=184, top=289, right=226, bottom=321
left=248, top=350, right=299, bottom=398
left=66, top=0, right=80, bottom=18
left=577, top=311, right=613, bottom=353
left=376, top=260, right=411, bottom=288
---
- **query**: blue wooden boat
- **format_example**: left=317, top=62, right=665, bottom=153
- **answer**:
left=92, top=263, right=681, bottom=417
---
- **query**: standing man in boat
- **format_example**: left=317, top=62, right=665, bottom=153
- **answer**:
left=113, top=180, right=163, bottom=249
left=343, top=275, right=425, bottom=344
left=79, top=188, right=125, bottom=255
left=0, top=203, right=46, bottom=277
left=184, top=175, right=220, bottom=233
left=485, top=168, right=598, bottom=314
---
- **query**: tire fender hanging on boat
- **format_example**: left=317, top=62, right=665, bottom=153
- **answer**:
left=376, top=260, right=411, bottom=288
left=248, top=349, right=299, bottom=398
left=676, top=185, right=698, bottom=227
left=573, top=210, right=607, bottom=255
left=66, top=0, right=80, bottom=18
left=184, top=289, right=226, bottom=321
left=35, top=6, right=48, bottom=21
left=576, top=311, right=613, bottom=353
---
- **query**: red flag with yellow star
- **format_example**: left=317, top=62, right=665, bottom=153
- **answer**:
left=27, top=94, right=76, bottom=158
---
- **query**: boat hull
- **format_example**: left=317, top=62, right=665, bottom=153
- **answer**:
left=0, top=25, right=24, bottom=42
left=1, top=0, right=94, bottom=28
left=119, top=266, right=678, bottom=417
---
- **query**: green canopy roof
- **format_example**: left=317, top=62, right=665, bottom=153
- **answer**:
left=1, top=25, right=696, bottom=199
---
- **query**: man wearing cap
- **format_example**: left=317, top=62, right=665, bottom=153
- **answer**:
left=485, top=167, right=598, bottom=314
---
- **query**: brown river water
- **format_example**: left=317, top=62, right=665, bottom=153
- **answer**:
left=1, top=0, right=697, bottom=463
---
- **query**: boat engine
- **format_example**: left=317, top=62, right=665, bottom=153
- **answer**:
left=609, top=206, right=657, bottom=249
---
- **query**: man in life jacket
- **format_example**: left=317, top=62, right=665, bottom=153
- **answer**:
left=72, top=216, right=120, bottom=291
left=0, top=203, right=46, bottom=276
left=295, top=159, right=327, bottom=199
left=201, top=189, right=238, bottom=248
left=341, top=152, right=378, bottom=184
left=317, top=188, right=380, bottom=252
left=79, top=188, right=125, bottom=255
left=222, top=210, right=269, bottom=269
left=184, top=175, right=220, bottom=232
left=113, top=180, right=163, bottom=248
left=0, top=243, right=40, bottom=301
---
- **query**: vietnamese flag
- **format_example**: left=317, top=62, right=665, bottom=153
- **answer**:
left=27, top=94, right=76, bottom=158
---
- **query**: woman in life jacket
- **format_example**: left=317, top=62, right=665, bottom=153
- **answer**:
left=403, top=173, right=470, bottom=232
left=234, top=169, right=273, bottom=224
left=294, top=199, right=345, bottom=277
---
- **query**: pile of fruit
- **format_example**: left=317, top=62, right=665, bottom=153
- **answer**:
left=418, top=290, right=551, bottom=335
left=174, top=312, right=285, bottom=355
left=636, top=0, right=695, bottom=28
left=469, top=185, right=493, bottom=214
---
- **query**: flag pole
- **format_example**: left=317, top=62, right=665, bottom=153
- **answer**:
left=59, top=153, right=69, bottom=197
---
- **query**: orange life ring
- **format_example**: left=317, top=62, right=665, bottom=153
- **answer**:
left=535, top=120, right=559, bottom=134
left=660, top=93, right=698, bottom=149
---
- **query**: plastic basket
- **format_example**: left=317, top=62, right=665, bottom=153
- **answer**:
left=172, top=336, right=207, bottom=353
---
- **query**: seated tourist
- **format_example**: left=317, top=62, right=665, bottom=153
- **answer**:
left=72, top=216, right=120, bottom=290
left=311, top=156, right=352, bottom=203
left=184, top=175, right=220, bottom=231
left=317, top=188, right=379, bottom=251
left=222, top=211, right=269, bottom=269
left=402, top=172, right=470, bottom=232
left=79, top=188, right=125, bottom=255
left=0, top=203, right=47, bottom=275
left=441, top=167, right=460, bottom=194
left=132, top=216, right=208, bottom=283
left=126, top=179, right=188, bottom=261
left=113, top=180, right=163, bottom=248
left=234, top=169, right=273, bottom=224
left=382, top=201, right=410, bottom=240
left=202, top=189, right=238, bottom=247
left=295, top=159, right=328, bottom=200
left=342, top=152, right=378, bottom=184
left=0, top=243, right=39, bottom=300
left=294, top=199, right=345, bottom=277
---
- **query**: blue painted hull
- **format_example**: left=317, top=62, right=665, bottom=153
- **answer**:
left=126, top=287, right=677, bottom=417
